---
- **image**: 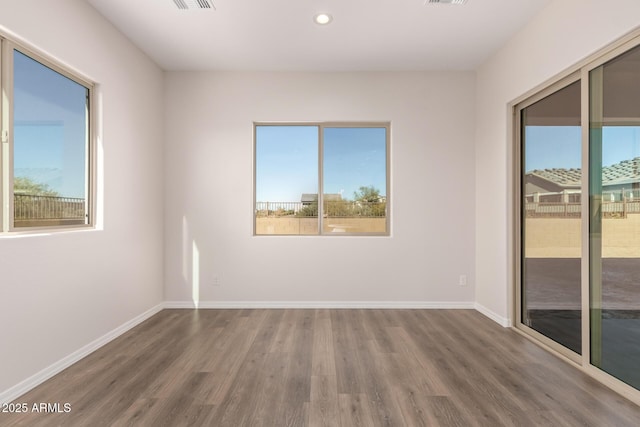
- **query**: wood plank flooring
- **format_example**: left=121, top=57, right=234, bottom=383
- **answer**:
left=2, top=309, right=640, bottom=426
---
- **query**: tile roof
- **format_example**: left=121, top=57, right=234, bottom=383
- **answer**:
left=529, top=157, right=640, bottom=187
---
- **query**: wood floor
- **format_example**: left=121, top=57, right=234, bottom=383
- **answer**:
left=3, top=309, right=640, bottom=426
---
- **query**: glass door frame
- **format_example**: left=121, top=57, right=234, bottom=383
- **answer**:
left=514, top=71, right=583, bottom=365
left=582, top=35, right=640, bottom=398
left=511, top=29, right=640, bottom=405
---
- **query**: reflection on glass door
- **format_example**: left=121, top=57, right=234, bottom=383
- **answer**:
left=521, top=80, right=582, bottom=354
left=590, top=45, right=640, bottom=389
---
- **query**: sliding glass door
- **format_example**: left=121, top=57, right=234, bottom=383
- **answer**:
left=589, top=44, right=640, bottom=389
left=520, top=79, right=582, bottom=355
left=516, top=33, right=640, bottom=397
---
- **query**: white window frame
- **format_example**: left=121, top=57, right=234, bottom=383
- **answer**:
left=253, top=122, right=391, bottom=236
left=0, top=34, right=95, bottom=234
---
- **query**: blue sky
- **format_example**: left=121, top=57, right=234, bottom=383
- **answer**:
left=525, top=125, right=640, bottom=171
left=13, top=50, right=88, bottom=198
left=323, top=127, right=386, bottom=198
left=255, top=125, right=387, bottom=202
left=255, top=126, right=318, bottom=202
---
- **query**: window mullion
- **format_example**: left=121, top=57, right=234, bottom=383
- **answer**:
left=318, top=124, right=324, bottom=235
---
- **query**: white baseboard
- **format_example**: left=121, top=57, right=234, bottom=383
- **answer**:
left=164, top=300, right=476, bottom=309
left=474, top=302, right=511, bottom=327
left=166, top=301, right=510, bottom=328
left=166, top=302, right=514, bottom=329
left=0, top=303, right=164, bottom=405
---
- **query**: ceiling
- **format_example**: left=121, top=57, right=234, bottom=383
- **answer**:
left=86, top=0, right=551, bottom=72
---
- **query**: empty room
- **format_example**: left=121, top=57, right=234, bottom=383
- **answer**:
left=1, top=0, right=640, bottom=425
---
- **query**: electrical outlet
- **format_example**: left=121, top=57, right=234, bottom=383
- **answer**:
left=459, top=275, right=467, bottom=287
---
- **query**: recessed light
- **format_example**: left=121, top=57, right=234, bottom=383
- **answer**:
left=314, top=13, right=333, bottom=25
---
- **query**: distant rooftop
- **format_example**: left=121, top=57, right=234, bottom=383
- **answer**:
left=528, top=157, right=640, bottom=187
left=301, top=193, right=342, bottom=203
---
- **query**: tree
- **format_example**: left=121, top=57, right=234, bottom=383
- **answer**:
left=353, top=185, right=381, bottom=203
left=296, top=202, right=318, bottom=217
left=13, top=177, right=67, bottom=222
left=14, top=176, right=59, bottom=196
left=353, top=185, right=385, bottom=217
left=324, top=199, right=353, bottom=217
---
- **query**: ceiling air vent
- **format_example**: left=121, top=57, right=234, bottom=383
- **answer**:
left=427, top=0, right=468, bottom=4
left=173, top=0, right=215, bottom=10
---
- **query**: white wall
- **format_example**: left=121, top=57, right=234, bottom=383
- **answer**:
left=475, top=0, right=640, bottom=322
left=164, top=71, right=476, bottom=306
left=0, top=0, right=164, bottom=397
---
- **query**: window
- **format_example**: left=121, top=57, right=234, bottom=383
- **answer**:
left=254, top=123, right=389, bottom=235
left=0, top=37, right=94, bottom=232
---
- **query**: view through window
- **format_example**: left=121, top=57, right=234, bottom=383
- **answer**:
left=520, top=80, right=582, bottom=354
left=12, top=50, right=91, bottom=229
left=589, top=44, right=640, bottom=390
left=0, top=38, right=93, bottom=232
left=254, top=123, right=389, bottom=235
left=0, top=37, right=93, bottom=232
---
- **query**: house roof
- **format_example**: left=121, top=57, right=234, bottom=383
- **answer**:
left=527, top=157, right=640, bottom=189
left=528, top=168, right=581, bottom=188
left=301, top=193, right=342, bottom=203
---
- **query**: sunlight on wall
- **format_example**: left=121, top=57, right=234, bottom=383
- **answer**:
left=182, top=215, right=200, bottom=307
left=192, top=240, right=200, bottom=308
